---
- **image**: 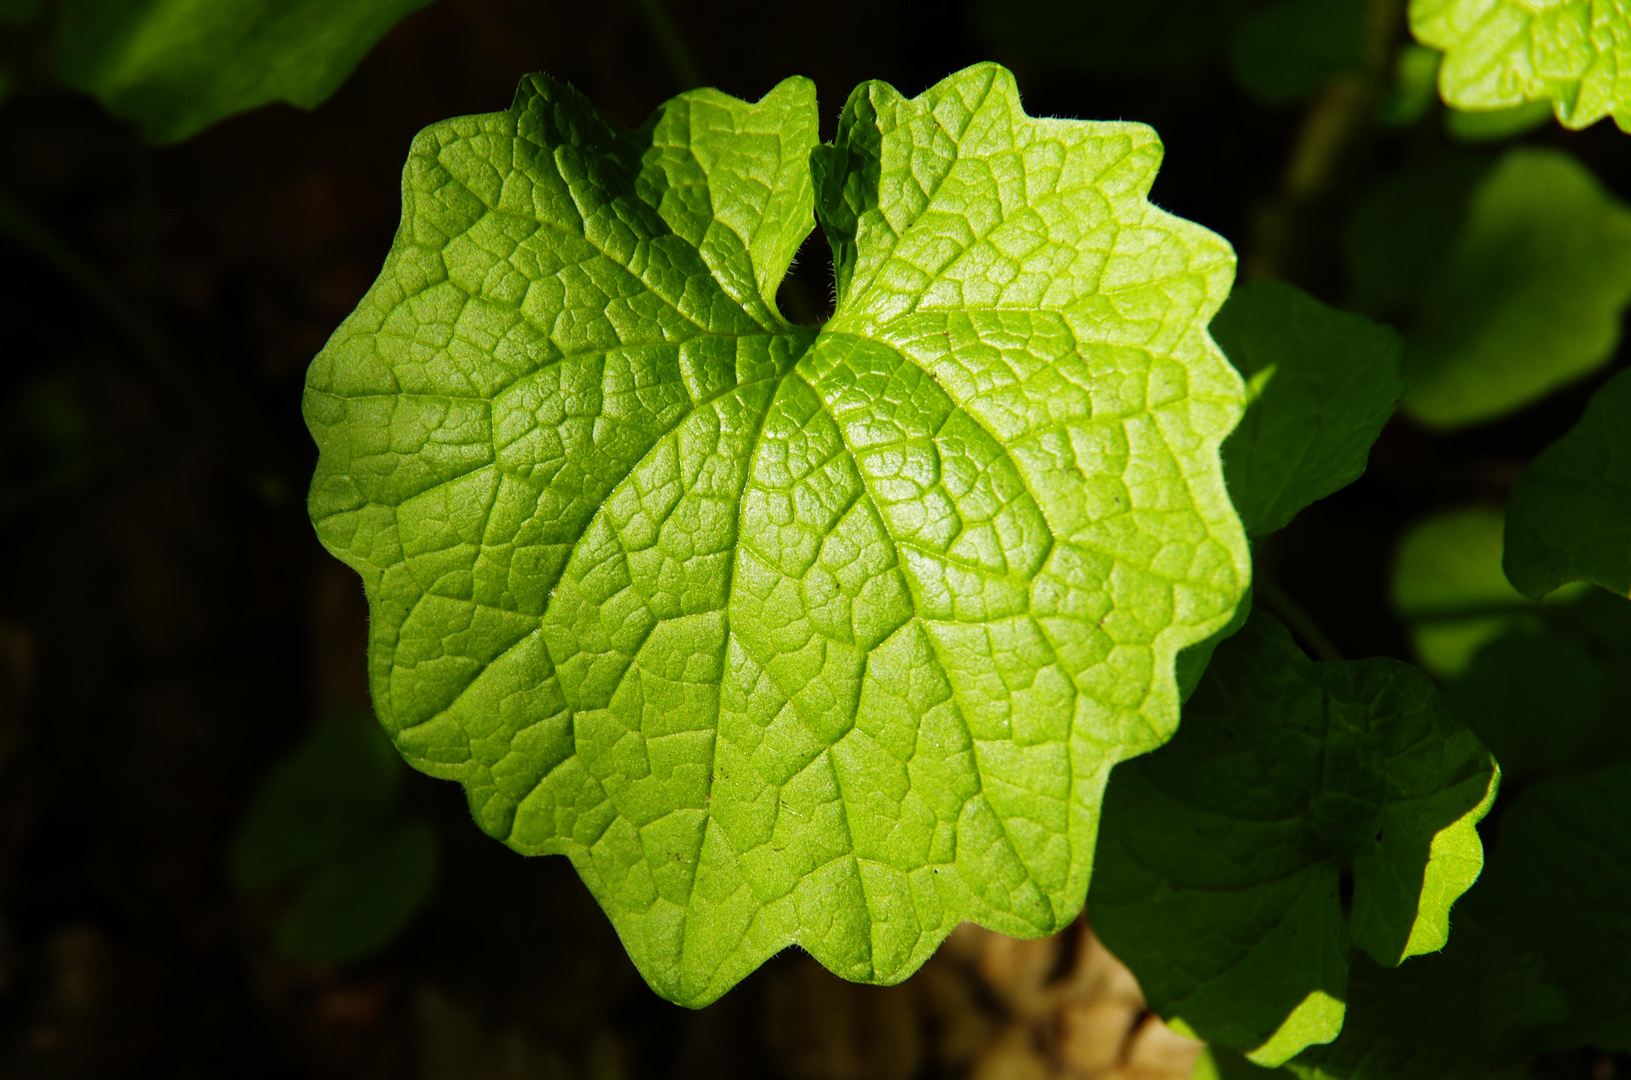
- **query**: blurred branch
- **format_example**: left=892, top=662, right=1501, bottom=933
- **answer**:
left=635, top=0, right=705, bottom=91
left=1245, top=0, right=1404, bottom=283
left=0, top=186, right=210, bottom=425
left=1256, top=574, right=1347, bottom=662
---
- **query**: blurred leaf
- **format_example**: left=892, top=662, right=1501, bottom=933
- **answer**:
left=1443, top=99, right=1553, bottom=143
left=53, top=0, right=435, bottom=143
left=1230, top=0, right=1365, bottom=104
left=1392, top=506, right=1524, bottom=678
left=228, top=713, right=402, bottom=891
left=1349, top=149, right=1631, bottom=428
left=1390, top=506, right=1584, bottom=679
left=1091, top=612, right=1497, bottom=1066
left=1377, top=44, right=1440, bottom=128
left=276, top=820, right=438, bottom=963
left=1344, top=154, right=1491, bottom=320
left=1504, top=367, right=1631, bottom=599
left=972, top=0, right=1240, bottom=75
left=1213, top=281, right=1404, bottom=537
left=1412, top=0, right=1631, bottom=132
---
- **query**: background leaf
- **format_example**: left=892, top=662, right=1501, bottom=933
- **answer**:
left=1212, top=280, right=1403, bottom=538
left=276, top=820, right=439, bottom=963
left=1504, top=367, right=1631, bottom=599
left=1411, top=0, right=1631, bottom=132
left=1348, top=148, right=1631, bottom=428
left=1089, top=612, right=1497, bottom=1065
left=52, top=0, right=435, bottom=143
left=1230, top=0, right=1366, bottom=105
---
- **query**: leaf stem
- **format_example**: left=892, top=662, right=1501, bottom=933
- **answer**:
left=1255, top=574, right=1346, bottom=662
left=0, top=186, right=210, bottom=425
left=635, top=0, right=705, bottom=92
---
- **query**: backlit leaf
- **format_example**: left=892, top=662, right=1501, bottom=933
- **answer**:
left=1411, top=0, right=1631, bottom=132
left=303, top=64, right=1249, bottom=1006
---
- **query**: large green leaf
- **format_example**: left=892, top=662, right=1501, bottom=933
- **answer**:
left=53, top=0, right=434, bottom=143
left=1346, top=149, right=1631, bottom=429
left=1411, top=0, right=1631, bottom=132
left=1212, top=281, right=1404, bottom=538
left=1089, top=612, right=1497, bottom=1066
left=303, top=65, right=1249, bottom=1006
left=1504, top=367, right=1631, bottom=600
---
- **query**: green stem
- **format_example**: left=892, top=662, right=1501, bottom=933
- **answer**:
left=635, top=0, right=705, bottom=91
left=1255, top=575, right=1347, bottom=662
left=0, top=187, right=210, bottom=425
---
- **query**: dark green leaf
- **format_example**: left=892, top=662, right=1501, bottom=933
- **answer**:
left=229, top=713, right=402, bottom=891
left=1212, top=281, right=1404, bottom=537
left=53, top=0, right=434, bottom=143
left=276, top=820, right=439, bottom=963
left=1504, top=367, right=1631, bottom=600
left=1090, top=612, right=1497, bottom=1065
left=971, top=0, right=1240, bottom=76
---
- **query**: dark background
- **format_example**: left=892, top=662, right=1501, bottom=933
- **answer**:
left=1, top=1, right=1627, bottom=1075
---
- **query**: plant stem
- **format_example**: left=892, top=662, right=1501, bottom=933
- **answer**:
left=635, top=0, right=705, bottom=91
left=1255, top=574, right=1347, bottom=662
left=0, top=186, right=210, bottom=425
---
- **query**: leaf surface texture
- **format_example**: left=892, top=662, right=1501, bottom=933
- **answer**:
left=303, top=64, right=1249, bottom=1005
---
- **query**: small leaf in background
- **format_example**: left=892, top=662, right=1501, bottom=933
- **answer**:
left=1348, top=148, right=1631, bottom=428
left=229, top=712, right=402, bottom=890
left=277, top=820, right=438, bottom=963
left=306, top=63, right=1250, bottom=1006
left=1442, top=98, right=1553, bottom=143
left=1376, top=43, right=1441, bottom=129
left=1390, top=506, right=1582, bottom=679
left=1212, top=281, right=1404, bottom=538
left=1230, top=0, right=1366, bottom=104
left=231, top=713, right=438, bottom=964
left=1090, top=612, right=1497, bottom=1066
left=971, top=0, right=1240, bottom=75
left=1444, top=635, right=1602, bottom=780
left=1504, top=367, right=1631, bottom=600
left=1411, top=0, right=1631, bottom=133
left=52, top=0, right=435, bottom=143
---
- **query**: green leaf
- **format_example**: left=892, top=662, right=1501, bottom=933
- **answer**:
left=1230, top=0, right=1366, bottom=104
left=1346, top=149, right=1631, bottom=428
left=1377, top=44, right=1442, bottom=129
left=971, top=0, right=1240, bottom=75
left=1442, top=98, right=1553, bottom=142
left=1504, top=367, right=1631, bottom=600
left=1212, top=281, right=1404, bottom=538
left=229, top=713, right=403, bottom=891
left=52, top=0, right=434, bottom=144
left=1445, top=634, right=1603, bottom=780
left=1089, top=612, right=1498, bottom=1066
left=1391, top=505, right=1535, bottom=679
left=1411, top=0, right=1631, bottom=132
left=304, top=64, right=1249, bottom=1006
left=277, top=819, right=439, bottom=963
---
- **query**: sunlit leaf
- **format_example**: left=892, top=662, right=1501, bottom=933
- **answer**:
left=304, top=64, right=1250, bottom=1006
